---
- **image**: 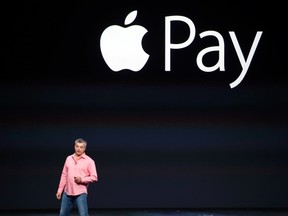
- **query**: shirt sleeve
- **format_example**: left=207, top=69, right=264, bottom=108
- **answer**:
left=57, top=157, right=68, bottom=194
left=81, top=159, right=98, bottom=184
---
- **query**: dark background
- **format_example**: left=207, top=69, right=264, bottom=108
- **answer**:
left=1, top=1, right=287, bottom=210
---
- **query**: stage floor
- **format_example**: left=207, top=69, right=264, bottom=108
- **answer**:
left=1, top=209, right=288, bottom=216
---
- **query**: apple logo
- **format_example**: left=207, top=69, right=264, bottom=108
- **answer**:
left=100, top=10, right=149, bottom=72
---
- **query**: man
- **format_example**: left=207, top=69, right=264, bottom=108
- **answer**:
left=56, top=138, right=98, bottom=216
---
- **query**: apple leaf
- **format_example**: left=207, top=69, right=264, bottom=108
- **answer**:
left=124, top=10, right=137, bottom=25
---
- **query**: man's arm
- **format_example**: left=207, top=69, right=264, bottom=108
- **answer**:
left=81, top=160, right=98, bottom=184
left=56, top=159, right=68, bottom=198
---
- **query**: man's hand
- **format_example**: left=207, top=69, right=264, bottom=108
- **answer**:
left=56, top=192, right=62, bottom=200
left=74, top=176, right=82, bottom=184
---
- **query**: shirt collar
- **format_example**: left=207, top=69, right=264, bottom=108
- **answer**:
left=73, top=152, right=86, bottom=159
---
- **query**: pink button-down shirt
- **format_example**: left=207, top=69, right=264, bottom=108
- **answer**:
left=57, top=153, right=98, bottom=196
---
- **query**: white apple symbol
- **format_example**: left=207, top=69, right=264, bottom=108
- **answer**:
left=100, top=10, right=149, bottom=72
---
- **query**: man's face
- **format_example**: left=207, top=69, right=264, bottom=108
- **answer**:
left=74, top=142, right=86, bottom=156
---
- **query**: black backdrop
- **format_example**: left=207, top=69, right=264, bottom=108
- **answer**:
left=1, top=1, right=288, bottom=210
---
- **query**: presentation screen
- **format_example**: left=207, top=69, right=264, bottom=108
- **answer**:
left=1, top=1, right=287, bottom=210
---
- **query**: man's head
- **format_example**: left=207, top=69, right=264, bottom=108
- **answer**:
left=74, top=138, right=87, bottom=156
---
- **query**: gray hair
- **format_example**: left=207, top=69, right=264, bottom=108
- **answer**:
left=75, top=138, right=87, bottom=148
